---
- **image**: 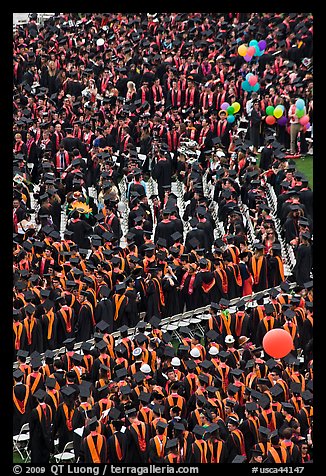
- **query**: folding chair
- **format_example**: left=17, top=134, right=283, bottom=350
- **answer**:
left=53, top=441, right=75, bottom=463
left=13, top=423, right=30, bottom=462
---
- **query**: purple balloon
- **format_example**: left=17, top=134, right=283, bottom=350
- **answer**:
left=244, top=54, right=253, bottom=62
left=221, top=102, right=230, bottom=110
left=277, top=116, right=288, bottom=126
left=258, top=40, right=267, bottom=50
left=305, top=122, right=311, bottom=129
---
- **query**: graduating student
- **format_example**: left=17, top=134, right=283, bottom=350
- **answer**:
left=79, top=416, right=108, bottom=463
left=107, top=419, right=129, bottom=464
left=13, top=368, right=33, bottom=436
left=28, top=389, right=53, bottom=464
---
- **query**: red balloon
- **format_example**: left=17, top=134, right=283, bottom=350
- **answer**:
left=266, top=115, right=276, bottom=125
left=263, top=329, right=294, bottom=358
left=247, top=46, right=256, bottom=56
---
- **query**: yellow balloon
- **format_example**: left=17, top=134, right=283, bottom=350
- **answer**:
left=238, top=44, right=248, bottom=57
left=273, top=107, right=283, bottom=119
left=232, top=102, right=241, bottom=113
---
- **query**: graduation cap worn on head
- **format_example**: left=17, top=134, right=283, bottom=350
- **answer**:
left=61, top=385, right=77, bottom=398
left=13, top=369, right=24, bottom=380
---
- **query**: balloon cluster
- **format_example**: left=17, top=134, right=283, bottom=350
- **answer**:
left=265, top=104, right=287, bottom=126
left=241, top=73, right=260, bottom=93
left=238, top=39, right=266, bottom=62
left=219, top=101, right=241, bottom=124
left=295, top=98, right=310, bottom=130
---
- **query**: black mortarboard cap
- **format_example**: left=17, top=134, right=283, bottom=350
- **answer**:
left=270, top=384, right=284, bottom=398
left=61, top=385, right=77, bottom=398
left=13, top=369, right=24, bottom=380
left=185, top=360, right=197, bottom=371
left=206, top=329, right=219, bottom=341
left=219, top=298, right=230, bottom=307
left=120, top=385, right=132, bottom=396
left=34, top=389, right=46, bottom=400
left=218, top=351, right=229, bottom=359
left=134, top=371, right=146, bottom=384
left=232, top=455, right=246, bottom=463
left=280, top=281, right=290, bottom=292
left=17, top=350, right=29, bottom=359
left=115, top=367, right=128, bottom=380
left=166, top=438, right=179, bottom=449
left=302, top=390, right=313, bottom=404
left=149, top=316, right=161, bottom=328
left=173, top=422, right=185, bottom=432
left=193, top=425, right=206, bottom=437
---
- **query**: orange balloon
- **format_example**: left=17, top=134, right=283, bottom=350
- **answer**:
left=263, top=329, right=294, bottom=358
left=266, top=115, right=276, bottom=125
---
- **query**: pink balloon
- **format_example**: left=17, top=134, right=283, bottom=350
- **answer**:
left=300, top=115, right=310, bottom=126
left=244, top=54, right=252, bottom=62
left=247, top=46, right=256, bottom=56
left=221, top=102, right=230, bottom=110
left=248, top=75, right=258, bottom=86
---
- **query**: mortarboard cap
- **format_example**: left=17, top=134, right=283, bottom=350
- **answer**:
left=232, top=455, right=246, bottom=463
left=281, top=402, right=294, bottom=412
left=34, top=389, right=46, bottom=400
left=134, top=371, right=146, bottom=384
left=13, top=369, right=24, bottom=380
left=270, top=384, right=284, bottom=398
left=115, top=368, right=128, bottom=380
left=206, top=329, right=219, bottom=341
left=302, top=390, right=313, bottom=404
left=166, top=438, right=179, bottom=449
left=120, top=385, right=131, bottom=396
left=193, top=425, right=206, bottom=437
left=17, top=350, right=29, bottom=359
left=61, top=385, right=77, bottom=398
left=218, top=350, right=229, bottom=360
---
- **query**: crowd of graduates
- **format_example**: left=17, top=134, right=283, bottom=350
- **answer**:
left=13, top=13, right=313, bottom=465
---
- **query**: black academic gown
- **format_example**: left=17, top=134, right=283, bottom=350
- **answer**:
left=66, top=218, right=92, bottom=249
left=293, top=244, right=312, bottom=286
left=154, top=219, right=176, bottom=249
left=146, top=278, right=164, bottom=320
left=51, top=402, right=74, bottom=452
left=76, top=301, right=95, bottom=342
left=13, top=383, right=32, bottom=435
left=152, top=157, right=172, bottom=202
left=162, top=276, right=180, bottom=318
left=107, top=431, right=129, bottom=464
left=28, top=403, right=52, bottom=464
left=95, top=298, right=114, bottom=333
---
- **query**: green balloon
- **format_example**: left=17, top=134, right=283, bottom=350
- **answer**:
left=295, top=108, right=305, bottom=118
left=227, top=106, right=235, bottom=115
left=266, top=106, right=275, bottom=116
